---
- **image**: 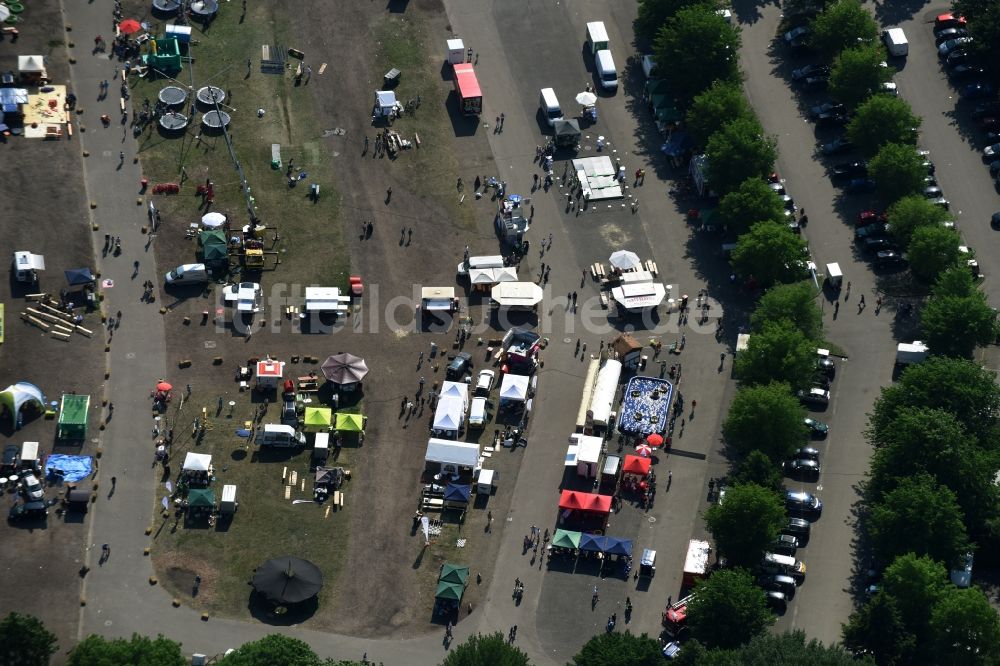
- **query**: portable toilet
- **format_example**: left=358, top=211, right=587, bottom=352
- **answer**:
left=312, top=432, right=330, bottom=465
left=220, top=484, right=237, bottom=514
left=446, top=38, right=465, bottom=65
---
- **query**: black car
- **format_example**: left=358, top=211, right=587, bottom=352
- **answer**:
left=784, top=459, right=821, bottom=481
left=865, top=237, right=896, bottom=253
left=810, top=101, right=845, bottom=119
left=815, top=110, right=847, bottom=127
left=786, top=490, right=823, bottom=518
left=939, top=37, right=973, bottom=58
left=783, top=517, right=812, bottom=540
left=946, top=50, right=971, bottom=67
left=816, top=356, right=836, bottom=378
left=445, top=352, right=472, bottom=380
left=8, top=500, right=48, bottom=522
left=831, top=161, right=867, bottom=182
left=877, top=250, right=906, bottom=268
left=972, top=101, right=1000, bottom=118
left=771, top=535, right=800, bottom=556
left=992, top=212, right=1000, bottom=229
left=795, top=446, right=821, bottom=461
left=765, top=590, right=789, bottom=612
left=759, top=574, right=798, bottom=598
left=846, top=178, right=876, bottom=193
left=1, top=444, right=19, bottom=473
left=792, top=64, right=829, bottom=81
left=821, top=137, right=852, bottom=155
left=935, top=27, right=968, bottom=45
left=801, top=75, right=829, bottom=91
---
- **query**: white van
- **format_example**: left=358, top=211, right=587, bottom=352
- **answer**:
left=469, top=397, right=488, bottom=427
left=586, top=21, right=609, bottom=53
left=539, top=88, right=563, bottom=126
left=883, top=28, right=908, bottom=57
left=595, top=50, right=618, bottom=91
left=762, top=552, right=807, bottom=580
left=165, top=263, right=209, bottom=285
left=258, top=424, right=307, bottom=447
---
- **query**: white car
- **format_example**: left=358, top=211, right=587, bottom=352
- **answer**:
left=475, top=369, right=495, bottom=396
left=21, top=472, right=44, bottom=502
left=469, top=397, right=488, bottom=427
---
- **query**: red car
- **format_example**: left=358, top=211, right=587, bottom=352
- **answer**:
left=857, top=210, right=878, bottom=227
left=935, top=13, right=967, bottom=30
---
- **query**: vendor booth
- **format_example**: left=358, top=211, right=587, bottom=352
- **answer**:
left=553, top=119, right=581, bottom=149
left=420, top=287, right=458, bottom=317
left=491, top=282, right=544, bottom=311
left=305, top=287, right=350, bottom=315
left=18, top=55, right=47, bottom=83
left=321, top=353, right=369, bottom=391
left=57, top=394, right=89, bottom=441
left=498, top=373, right=529, bottom=410
left=611, top=273, right=667, bottom=312
left=557, top=490, right=612, bottom=531
left=569, top=434, right=602, bottom=478
left=610, top=333, right=643, bottom=370
left=425, top=438, right=480, bottom=478
left=434, top=563, right=469, bottom=615
left=186, top=488, right=216, bottom=520
left=495, top=195, right=530, bottom=245
left=623, top=454, right=651, bottom=477
left=499, top=328, right=541, bottom=374
left=333, top=412, right=366, bottom=437
left=588, top=359, right=622, bottom=431
left=303, top=407, right=332, bottom=433
left=0, top=382, right=45, bottom=431
left=444, top=483, right=471, bottom=509
left=600, top=454, right=622, bottom=493
left=256, top=359, right=285, bottom=391
left=181, top=452, right=213, bottom=488
left=432, top=397, right=466, bottom=439
left=579, top=533, right=634, bottom=559
left=373, top=90, right=401, bottom=121
left=575, top=358, right=601, bottom=434
left=439, top=381, right=469, bottom=406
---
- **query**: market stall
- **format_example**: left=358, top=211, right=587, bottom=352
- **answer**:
left=303, top=407, right=332, bottom=433
left=490, top=281, right=543, bottom=311
left=431, top=397, right=465, bottom=439
left=321, top=353, right=369, bottom=391
left=425, top=438, right=480, bottom=478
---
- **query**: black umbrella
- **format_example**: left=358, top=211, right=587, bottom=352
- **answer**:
left=252, top=556, right=323, bottom=604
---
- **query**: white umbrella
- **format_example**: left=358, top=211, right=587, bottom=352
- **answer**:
left=201, top=212, right=226, bottom=228
left=575, top=91, right=597, bottom=106
left=609, top=250, right=642, bottom=270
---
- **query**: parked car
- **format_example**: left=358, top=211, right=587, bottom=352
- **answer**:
left=935, top=27, right=968, bottom=45
left=804, top=418, right=829, bottom=437
left=795, top=446, right=821, bottom=461
left=810, top=101, right=845, bottom=118
left=877, top=250, right=906, bottom=268
left=815, top=110, right=847, bottom=127
left=939, top=37, right=972, bottom=58
left=847, top=178, right=876, bottom=193
left=784, top=26, right=810, bottom=47
left=832, top=161, right=867, bottom=182
left=856, top=223, right=890, bottom=238
left=798, top=387, right=830, bottom=407
left=821, top=137, right=852, bottom=155
left=1, top=444, right=18, bottom=473
left=951, top=64, right=987, bottom=79
left=857, top=210, right=880, bottom=227
left=765, top=590, right=789, bottom=612
left=786, top=490, right=823, bottom=517
left=935, top=13, right=967, bottom=31
left=929, top=197, right=951, bottom=210
left=769, top=181, right=786, bottom=195
left=984, top=143, right=1000, bottom=159
left=759, top=574, right=798, bottom=598
left=946, top=50, right=971, bottom=67
left=475, top=369, right=495, bottom=396
left=924, top=186, right=944, bottom=199
left=8, top=501, right=48, bottom=523
left=20, top=472, right=44, bottom=502
left=972, top=101, right=1000, bottom=118
left=802, top=75, right=829, bottom=91
left=816, top=356, right=836, bottom=378
left=445, top=352, right=472, bottom=380
left=792, top=64, right=828, bottom=81
left=782, top=517, right=812, bottom=540
left=864, top=237, right=896, bottom=254
left=991, top=212, right=1000, bottom=229
left=962, top=83, right=995, bottom=99
left=785, top=458, right=821, bottom=480
left=950, top=552, right=974, bottom=588
left=771, top=535, right=801, bottom=556
left=881, top=81, right=899, bottom=96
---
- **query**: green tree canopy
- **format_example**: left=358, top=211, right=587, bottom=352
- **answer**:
left=723, top=382, right=808, bottom=459
left=68, top=634, right=185, bottom=666
left=730, top=449, right=785, bottom=493
left=680, top=630, right=870, bottom=665
left=751, top=282, right=823, bottom=340
left=868, top=143, right=927, bottom=204
left=868, top=473, right=969, bottom=567
left=636, top=0, right=718, bottom=40
left=932, top=264, right=978, bottom=299
left=704, top=483, right=787, bottom=567
left=570, top=631, right=663, bottom=666
left=886, top=195, right=950, bottom=248
left=929, top=587, right=1000, bottom=664
left=921, top=277, right=999, bottom=359
left=653, top=5, right=740, bottom=103
left=808, top=0, right=879, bottom=58
left=443, top=632, right=530, bottom=666
left=733, top=321, right=817, bottom=391
left=842, top=590, right=917, bottom=665
left=706, top=119, right=778, bottom=195
left=846, top=93, right=920, bottom=155
left=0, top=613, right=58, bottom=666
left=954, top=0, right=1000, bottom=83
left=881, top=553, right=949, bottom=634
left=686, top=80, right=756, bottom=149
left=687, top=568, right=775, bottom=649
left=218, top=635, right=320, bottom=666
left=829, top=43, right=894, bottom=110
left=717, top=178, right=787, bottom=235
left=731, top=222, right=809, bottom=288
left=867, top=356, right=1000, bottom=447
left=906, top=225, right=962, bottom=283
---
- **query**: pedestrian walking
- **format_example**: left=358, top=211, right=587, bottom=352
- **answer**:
left=386, top=187, right=392, bottom=202
left=111, top=475, right=117, bottom=488
left=511, top=625, right=517, bottom=640
left=119, top=151, right=125, bottom=163
left=548, top=232, right=553, bottom=248
left=860, top=294, right=866, bottom=306
left=363, top=135, right=369, bottom=152
left=667, top=470, right=672, bottom=489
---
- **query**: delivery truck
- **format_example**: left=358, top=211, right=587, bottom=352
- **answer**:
left=682, top=539, right=712, bottom=588
left=895, top=341, right=928, bottom=366
left=453, top=63, right=482, bottom=116
left=883, top=28, right=909, bottom=57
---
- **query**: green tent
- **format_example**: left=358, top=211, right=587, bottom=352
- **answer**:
left=187, top=488, right=216, bottom=508
left=334, top=412, right=365, bottom=433
left=434, top=580, right=465, bottom=602
left=552, top=529, right=582, bottom=549
left=439, top=563, right=469, bottom=586
left=199, top=229, right=228, bottom=265
left=0, top=382, right=45, bottom=430
left=304, top=407, right=332, bottom=432
left=57, top=394, right=90, bottom=440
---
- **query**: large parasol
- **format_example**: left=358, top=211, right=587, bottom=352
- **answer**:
left=609, top=250, right=642, bottom=270
left=575, top=91, right=597, bottom=106
left=252, top=556, right=323, bottom=605
left=321, top=353, right=369, bottom=385
left=635, top=443, right=653, bottom=458
left=646, top=433, right=664, bottom=448
left=156, top=381, right=173, bottom=393
left=117, top=19, right=143, bottom=35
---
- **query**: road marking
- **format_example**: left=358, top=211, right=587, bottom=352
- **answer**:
left=125, top=352, right=136, bottom=359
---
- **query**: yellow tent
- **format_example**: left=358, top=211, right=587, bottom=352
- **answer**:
left=335, top=412, right=366, bottom=433
left=303, top=407, right=332, bottom=432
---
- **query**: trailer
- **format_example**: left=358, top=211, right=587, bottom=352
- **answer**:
left=682, top=539, right=711, bottom=588
left=453, top=63, right=482, bottom=116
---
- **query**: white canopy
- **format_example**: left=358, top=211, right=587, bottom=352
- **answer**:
left=609, top=250, right=641, bottom=270
left=499, top=374, right=529, bottom=402
left=491, top=281, right=543, bottom=308
left=439, top=381, right=469, bottom=407
left=376, top=90, right=397, bottom=109
left=13, top=252, right=45, bottom=271
left=201, top=212, right=226, bottom=228
left=571, top=433, right=603, bottom=464
left=425, top=438, right=480, bottom=469
left=611, top=281, right=667, bottom=310
left=432, top=397, right=466, bottom=433
left=305, top=286, right=350, bottom=313
left=183, top=452, right=212, bottom=472
left=18, top=55, right=45, bottom=73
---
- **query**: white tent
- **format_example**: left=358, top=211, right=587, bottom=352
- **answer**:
left=304, top=287, right=350, bottom=313
left=589, top=359, right=622, bottom=426
left=425, top=438, right=480, bottom=470
left=374, top=90, right=398, bottom=117
left=439, top=381, right=469, bottom=408
left=570, top=433, right=603, bottom=477
left=183, top=452, right=212, bottom=472
left=469, top=267, right=497, bottom=285
left=201, top=212, right=226, bottom=228
left=18, top=55, right=46, bottom=73
left=491, top=281, right=544, bottom=308
left=432, top=397, right=466, bottom=435
left=495, top=266, right=518, bottom=282
left=499, top=374, right=529, bottom=402
left=611, top=281, right=667, bottom=311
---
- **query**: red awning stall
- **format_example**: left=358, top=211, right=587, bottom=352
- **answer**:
left=622, top=454, right=651, bottom=476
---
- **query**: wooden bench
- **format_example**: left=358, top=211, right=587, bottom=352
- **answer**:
left=645, top=260, right=658, bottom=276
left=599, top=292, right=610, bottom=309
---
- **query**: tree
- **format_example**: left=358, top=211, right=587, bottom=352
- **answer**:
left=868, top=473, right=969, bottom=567
left=0, top=613, right=57, bottom=666
left=570, top=631, right=663, bottom=666
left=929, top=587, right=1000, bottom=664
left=842, top=591, right=917, bottom=666
left=686, top=81, right=756, bottom=149
left=731, top=222, right=809, bottom=288
left=730, top=449, right=785, bottom=493
left=914, top=270, right=1000, bottom=358
left=723, top=382, right=808, bottom=459
left=653, top=5, right=740, bottom=103
left=68, top=634, right=185, bottom=666
left=733, top=321, right=817, bottom=391
left=636, top=0, right=717, bottom=40
left=218, top=635, right=320, bottom=666
left=886, top=195, right=950, bottom=249
left=932, top=264, right=978, bottom=299
left=706, top=119, right=778, bottom=195
left=829, top=43, right=894, bottom=111
left=750, top=282, right=824, bottom=340
left=717, top=178, right=786, bottom=235
left=808, top=0, right=879, bottom=59
left=687, top=568, right=775, bottom=649
left=954, top=0, right=1000, bottom=83
left=444, top=632, right=530, bottom=666
left=727, top=631, right=868, bottom=665
left=881, top=553, right=949, bottom=635
left=867, top=356, right=1000, bottom=446
left=705, top=483, right=787, bottom=567
left=906, top=225, right=962, bottom=283
left=846, top=94, right=920, bottom=156
left=868, top=142, right=927, bottom=204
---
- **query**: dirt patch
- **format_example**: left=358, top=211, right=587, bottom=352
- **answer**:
left=155, top=550, right=220, bottom=606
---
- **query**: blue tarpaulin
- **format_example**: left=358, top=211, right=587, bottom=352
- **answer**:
left=45, top=454, right=93, bottom=482
left=0, top=88, right=28, bottom=113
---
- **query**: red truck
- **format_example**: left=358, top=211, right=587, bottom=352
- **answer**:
left=453, top=63, right=482, bottom=116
